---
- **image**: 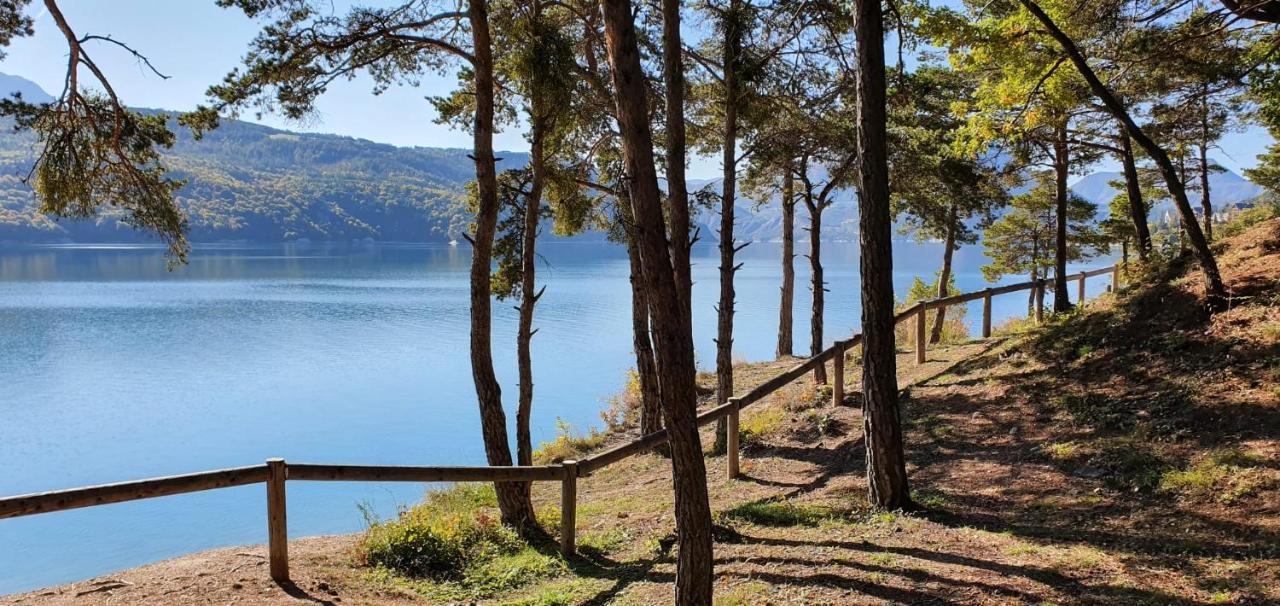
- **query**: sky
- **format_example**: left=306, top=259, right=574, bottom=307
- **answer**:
left=0, top=0, right=1273, bottom=180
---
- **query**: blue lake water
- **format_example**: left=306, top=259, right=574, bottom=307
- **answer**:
left=0, top=240, right=1115, bottom=593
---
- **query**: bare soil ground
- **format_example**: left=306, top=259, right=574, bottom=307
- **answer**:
left=5, top=220, right=1279, bottom=606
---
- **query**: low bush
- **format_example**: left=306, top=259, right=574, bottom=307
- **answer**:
left=356, top=485, right=522, bottom=580
left=534, top=419, right=607, bottom=464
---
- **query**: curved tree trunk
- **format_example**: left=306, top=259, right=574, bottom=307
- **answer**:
left=806, top=198, right=827, bottom=385
left=467, top=0, right=534, bottom=527
left=626, top=226, right=663, bottom=436
left=777, top=167, right=795, bottom=358
left=597, top=1, right=714, bottom=601
left=1119, top=128, right=1152, bottom=260
left=855, top=0, right=911, bottom=510
left=1052, top=123, right=1071, bottom=313
left=929, top=205, right=957, bottom=344
left=1018, top=0, right=1226, bottom=308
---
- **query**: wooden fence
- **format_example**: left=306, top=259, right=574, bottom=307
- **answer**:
left=0, top=264, right=1119, bottom=585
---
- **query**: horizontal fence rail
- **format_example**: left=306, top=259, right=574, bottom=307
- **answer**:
left=0, top=264, right=1118, bottom=588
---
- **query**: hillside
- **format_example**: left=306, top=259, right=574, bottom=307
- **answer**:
left=7, top=215, right=1277, bottom=605
left=2, top=73, right=1266, bottom=247
left=0, top=75, right=533, bottom=245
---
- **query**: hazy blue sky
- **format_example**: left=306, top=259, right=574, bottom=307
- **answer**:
left=0, top=0, right=1272, bottom=179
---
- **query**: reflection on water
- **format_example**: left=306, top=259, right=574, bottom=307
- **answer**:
left=0, top=240, right=1113, bottom=593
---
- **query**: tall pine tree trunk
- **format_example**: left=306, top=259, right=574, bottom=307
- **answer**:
left=714, top=0, right=742, bottom=452
left=1019, top=0, right=1226, bottom=308
left=467, top=0, right=534, bottom=526
left=806, top=197, right=827, bottom=385
left=1200, top=86, right=1213, bottom=242
left=1119, top=128, right=1152, bottom=260
left=855, top=0, right=911, bottom=510
left=1053, top=123, right=1071, bottom=313
left=1199, top=143, right=1213, bottom=242
left=626, top=225, right=663, bottom=436
left=598, top=0, right=713, bottom=601
left=515, top=101, right=545, bottom=467
left=777, top=167, right=795, bottom=358
left=662, top=0, right=692, bottom=324
left=928, top=205, right=957, bottom=344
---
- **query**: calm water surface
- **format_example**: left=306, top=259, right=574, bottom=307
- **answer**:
left=0, top=240, right=1114, bottom=593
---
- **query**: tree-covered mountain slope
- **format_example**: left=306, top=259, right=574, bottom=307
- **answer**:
left=0, top=75, right=530, bottom=245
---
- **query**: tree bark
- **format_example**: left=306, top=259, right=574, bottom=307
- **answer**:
left=1119, top=128, right=1152, bottom=260
left=1052, top=123, right=1071, bottom=313
left=598, top=1, right=714, bottom=601
left=626, top=226, right=663, bottom=436
left=855, top=0, right=911, bottom=510
left=516, top=85, right=546, bottom=467
left=662, top=0, right=692, bottom=324
left=805, top=195, right=828, bottom=385
left=1199, top=142, right=1213, bottom=242
left=777, top=167, right=795, bottom=358
left=929, top=205, right=957, bottom=344
left=467, top=0, right=534, bottom=526
left=714, top=0, right=742, bottom=452
left=1017, top=0, right=1226, bottom=308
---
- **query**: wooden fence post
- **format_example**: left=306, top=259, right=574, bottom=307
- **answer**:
left=1112, top=265, right=1120, bottom=291
left=266, top=458, right=289, bottom=583
left=726, top=398, right=740, bottom=478
left=915, top=305, right=927, bottom=364
left=1078, top=274, right=1086, bottom=304
left=982, top=290, right=993, bottom=338
left=560, top=460, right=578, bottom=556
left=831, top=341, right=845, bottom=406
left=1034, top=280, right=1045, bottom=324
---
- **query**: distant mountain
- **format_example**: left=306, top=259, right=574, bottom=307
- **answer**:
left=685, top=177, right=862, bottom=243
left=0, top=74, right=526, bottom=245
left=1069, top=168, right=1263, bottom=219
left=0, top=73, right=53, bottom=104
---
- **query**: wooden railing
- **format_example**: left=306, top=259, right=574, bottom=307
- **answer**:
left=0, top=264, right=1119, bottom=586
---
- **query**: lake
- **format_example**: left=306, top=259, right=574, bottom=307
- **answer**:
left=0, top=240, right=1115, bottom=593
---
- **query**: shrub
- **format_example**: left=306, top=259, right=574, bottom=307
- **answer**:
left=356, top=486, right=522, bottom=580
left=533, top=419, right=607, bottom=464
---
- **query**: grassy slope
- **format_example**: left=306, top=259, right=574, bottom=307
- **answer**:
left=5, top=220, right=1278, bottom=606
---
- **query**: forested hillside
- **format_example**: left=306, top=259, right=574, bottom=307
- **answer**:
left=0, top=74, right=530, bottom=245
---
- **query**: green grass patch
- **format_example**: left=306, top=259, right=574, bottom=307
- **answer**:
left=1088, top=439, right=1170, bottom=492
left=720, top=499, right=846, bottom=527
left=576, top=527, right=633, bottom=557
left=714, top=581, right=772, bottom=606
left=910, top=488, right=951, bottom=509
left=1159, top=448, right=1277, bottom=504
left=1041, top=441, right=1085, bottom=463
left=739, top=407, right=787, bottom=448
